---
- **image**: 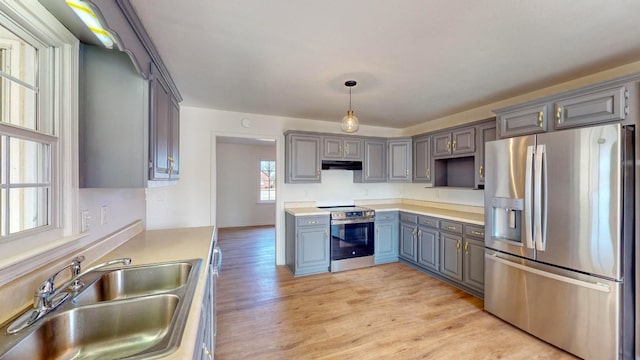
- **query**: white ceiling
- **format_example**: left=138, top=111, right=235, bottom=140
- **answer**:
left=129, top=0, right=640, bottom=129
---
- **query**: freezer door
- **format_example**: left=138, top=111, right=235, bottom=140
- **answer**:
left=484, top=250, right=622, bottom=360
left=536, top=124, right=623, bottom=279
left=484, top=135, right=535, bottom=259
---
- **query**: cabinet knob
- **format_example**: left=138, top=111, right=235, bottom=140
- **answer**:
left=446, top=141, right=451, bottom=151
left=452, top=140, right=456, bottom=151
left=406, top=169, right=409, bottom=177
left=471, top=230, right=484, bottom=236
left=464, top=242, right=469, bottom=253
left=456, top=240, right=461, bottom=251
left=426, top=168, right=430, bottom=178
left=446, top=226, right=456, bottom=231
left=479, top=165, right=484, bottom=179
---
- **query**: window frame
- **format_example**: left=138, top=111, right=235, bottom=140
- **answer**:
left=257, top=159, right=276, bottom=204
left=0, top=1, right=79, bottom=286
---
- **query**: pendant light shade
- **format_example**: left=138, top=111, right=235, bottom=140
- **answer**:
left=341, top=80, right=359, bottom=133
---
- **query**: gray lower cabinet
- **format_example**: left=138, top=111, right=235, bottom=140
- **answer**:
left=417, top=225, right=438, bottom=271
left=440, top=232, right=463, bottom=281
left=397, top=213, right=485, bottom=298
left=387, top=139, right=412, bottom=182
left=354, top=139, right=387, bottom=183
left=399, top=213, right=418, bottom=262
left=285, top=213, right=330, bottom=276
left=285, top=133, right=321, bottom=183
left=374, top=212, right=399, bottom=264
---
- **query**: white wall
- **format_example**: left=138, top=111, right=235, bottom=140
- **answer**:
left=79, top=188, right=146, bottom=240
left=216, top=142, right=276, bottom=227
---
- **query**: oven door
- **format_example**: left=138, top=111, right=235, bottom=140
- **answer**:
left=330, top=219, right=374, bottom=260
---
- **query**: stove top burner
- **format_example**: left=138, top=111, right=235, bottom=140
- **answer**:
left=318, top=205, right=375, bottom=220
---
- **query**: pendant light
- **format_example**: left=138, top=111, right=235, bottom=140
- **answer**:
left=341, top=80, right=360, bottom=133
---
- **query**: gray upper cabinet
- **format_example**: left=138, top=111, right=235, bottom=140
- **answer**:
left=79, top=45, right=178, bottom=187
left=285, top=133, right=321, bottom=183
left=495, top=76, right=636, bottom=139
left=433, top=128, right=475, bottom=158
left=355, top=139, right=387, bottom=183
left=497, top=103, right=548, bottom=138
left=387, top=139, right=412, bottom=182
left=322, top=137, right=363, bottom=160
left=553, top=85, right=628, bottom=130
left=149, top=64, right=179, bottom=180
left=474, top=120, right=496, bottom=187
left=412, top=135, right=432, bottom=182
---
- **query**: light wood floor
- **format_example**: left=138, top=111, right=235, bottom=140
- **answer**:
left=215, top=226, right=576, bottom=360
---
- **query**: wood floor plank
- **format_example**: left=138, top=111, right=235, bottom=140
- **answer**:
left=215, top=226, right=577, bottom=359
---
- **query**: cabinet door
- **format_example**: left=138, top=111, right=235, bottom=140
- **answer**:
left=432, top=133, right=452, bottom=157
left=322, top=137, right=343, bottom=159
left=451, top=127, right=475, bottom=155
left=375, top=220, right=399, bottom=263
left=296, top=226, right=329, bottom=270
left=399, top=222, right=417, bottom=262
left=169, top=96, right=180, bottom=179
left=343, top=138, right=363, bottom=160
left=475, top=121, right=496, bottom=187
left=554, top=86, right=627, bottom=130
left=413, top=136, right=431, bottom=182
left=497, top=103, right=547, bottom=138
left=150, top=67, right=172, bottom=180
left=417, top=226, right=438, bottom=271
left=463, top=238, right=485, bottom=293
left=440, top=233, right=463, bottom=281
left=387, top=139, right=412, bottom=182
left=287, top=135, right=321, bottom=183
left=362, top=139, right=386, bottom=182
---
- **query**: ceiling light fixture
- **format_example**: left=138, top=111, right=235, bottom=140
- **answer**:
left=341, top=80, right=359, bottom=133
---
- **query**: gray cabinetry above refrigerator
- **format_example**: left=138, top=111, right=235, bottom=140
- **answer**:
left=495, top=75, right=637, bottom=139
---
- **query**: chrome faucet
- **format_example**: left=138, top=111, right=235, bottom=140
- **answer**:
left=7, top=256, right=132, bottom=334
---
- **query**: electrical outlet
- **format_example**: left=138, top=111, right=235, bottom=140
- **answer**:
left=81, top=210, right=91, bottom=232
left=100, top=205, right=109, bottom=225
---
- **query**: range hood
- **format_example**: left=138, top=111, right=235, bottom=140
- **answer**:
left=321, top=160, right=363, bottom=171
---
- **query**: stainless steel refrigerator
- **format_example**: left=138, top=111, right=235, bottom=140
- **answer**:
left=483, top=123, right=634, bottom=359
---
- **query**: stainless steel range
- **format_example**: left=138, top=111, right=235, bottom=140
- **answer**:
left=319, top=206, right=375, bottom=272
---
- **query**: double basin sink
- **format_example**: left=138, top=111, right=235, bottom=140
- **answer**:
left=0, top=259, right=202, bottom=359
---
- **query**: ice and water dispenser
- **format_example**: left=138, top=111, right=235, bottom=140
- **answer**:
left=491, top=197, right=524, bottom=243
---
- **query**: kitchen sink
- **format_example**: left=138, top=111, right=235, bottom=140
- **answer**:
left=0, top=295, right=179, bottom=360
left=0, top=259, right=202, bottom=360
left=73, top=261, right=194, bottom=305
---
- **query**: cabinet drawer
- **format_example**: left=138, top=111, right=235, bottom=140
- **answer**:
left=464, top=224, right=485, bottom=239
left=400, top=212, right=418, bottom=223
left=296, top=215, right=329, bottom=227
left=440, top=220, right=463, bottom=234
left=376, top=212, right=398, bottom=222
left=417, top=216, right=439, bottom=228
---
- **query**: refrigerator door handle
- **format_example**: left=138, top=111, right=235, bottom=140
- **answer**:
left=524, top=145, right=535, bottom=249
left=485, top=253, right=611, bottom=293
left=534, top=144, right=547, bottom=251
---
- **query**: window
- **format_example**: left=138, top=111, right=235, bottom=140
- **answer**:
left=0, top=1, right=77, bottom=276
left=259, top=160, right=276, bottom=202
left=0, top=25, right=53, bottom=238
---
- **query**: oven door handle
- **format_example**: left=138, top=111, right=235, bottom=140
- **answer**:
left=331, top=218, right=375, bottom=225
